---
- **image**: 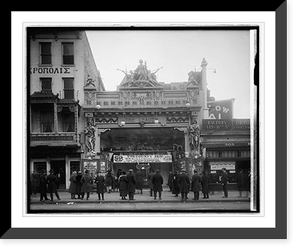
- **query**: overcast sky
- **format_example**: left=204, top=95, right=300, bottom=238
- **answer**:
left=86, top=30, right=252, bottom=118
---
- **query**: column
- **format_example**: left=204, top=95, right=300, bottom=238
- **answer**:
left=65, top=155, right=70, bottom=189
left=201, top=58, right=209, bottom=119
left=53, top=103, right=58, bottom=133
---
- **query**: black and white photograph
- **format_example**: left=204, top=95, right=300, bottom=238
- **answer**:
left=27, top=26, right=258, bottom=213
left=6, top=6, right=290, bottom=243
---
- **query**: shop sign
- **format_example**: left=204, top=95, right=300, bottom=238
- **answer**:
left=209, top=161, right=235, bottom=170
left=113, top=154, right=172, bottom=163
left=30, top=67, right=72, bottom=74
left=232, top=119, right=250, bottom=130
left=202, top=119, right=232, bottom=130
left=119, top=116, right=166, bottom=124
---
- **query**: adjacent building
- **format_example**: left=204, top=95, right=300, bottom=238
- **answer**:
left=29, top=28, right=104, bottom=189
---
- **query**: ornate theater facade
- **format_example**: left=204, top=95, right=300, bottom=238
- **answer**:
left=81, top=59, right=211, bottom=184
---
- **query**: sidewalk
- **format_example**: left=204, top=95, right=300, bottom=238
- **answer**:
left=30, top=188, right=250, bottom=204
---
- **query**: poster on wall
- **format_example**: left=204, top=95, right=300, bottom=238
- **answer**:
left=82, top=160, right=99, bottom=177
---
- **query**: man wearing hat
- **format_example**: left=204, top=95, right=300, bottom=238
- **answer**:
left=221, top=168, right=228, bottom=198
left=127, top=169, right=136, bottom=200
left=151, top=169, right=164, bottom=200
left=178, top=169, right=190, bottom=202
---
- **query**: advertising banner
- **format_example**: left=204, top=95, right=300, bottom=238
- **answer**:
left=113, top=154, right=172, bottom=163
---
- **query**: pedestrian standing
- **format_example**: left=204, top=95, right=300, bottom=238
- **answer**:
left=135, top=169, right=144, bottom=194
left=148, top=169, right=154, bottom=197
left=245, top=170, right=251, bottom=198
left=152, top=169, right=164, bottom=200
left=201, top=171, right=210, bottom=199
left=69, top=171, right=77, bottom=199
left=179, top=170, right=190, bottom=202
left=237, top=169, right=245, bottom=197
left=31, top=171, right=39, bottom=196
left=167, top=170, right=174, bottom=192
left=127, top=169, right=136, bottom=200
left=105, top=170, right=114, bottom=193
left=172, top=171, right=180, bottom=197
left=81, top=170, right=93, bottom=200
left=119, top=171, right=128, bottom=200
left=38, top=170, right=49, bottom=201
left=95, top=172, right=105, bottom=200
left=221, top=168, right=228, bottom=198
left=191, top=170, right=201, bottom=201
left=47, top=170, right=61, bottom=202
left=75, top=171, right=83, bottom=199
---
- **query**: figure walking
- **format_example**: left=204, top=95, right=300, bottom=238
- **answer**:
left=152, top=169, right=164, bottom=200
left=47, top=170, right=61, bottom=202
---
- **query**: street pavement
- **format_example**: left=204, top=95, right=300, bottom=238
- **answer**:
left=30, top=188, right=250, bottom=204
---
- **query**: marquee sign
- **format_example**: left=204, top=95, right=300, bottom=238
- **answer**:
left=209, top=161, right=235, bottom=170
left=113, top=154, right=172, bottom=163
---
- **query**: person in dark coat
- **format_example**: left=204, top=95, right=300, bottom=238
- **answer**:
left=167, top=171, right=174, bottom=192
left=237, top=169, right=245, bottom=197
left=172, top=171, right=180, bottom=197
left=148, top=169, right=154, bottom=197
left=81, top=170, right=93, bottom=200
left=31, top=171, right=39, bottom=196
left=69, top=171, right=77, bottom=199
left=152, top=169, right=164, bottom=200
left=119, top=171, right=128, bottom=200
left=105, top=170, right=114, bottom=193
left=201, top=171, right=210, bottom=199
left=135, top=169, right=144, bottom=194
left=47, top=170, right=61, bottom=201
left=178, top=170, right=190, bottom=202
left=191, top=170, right=201, bottom=201
left=245, top=170, right=251, bottom=198
left=75, top=171, right=83, bottom=199
left=127, top=169, right=136, bottom=200
left=95, top=172, right=105, bottom=200
left=221, top=168, right=228, bottom=198
left=38, top=170, right=49, bottom=201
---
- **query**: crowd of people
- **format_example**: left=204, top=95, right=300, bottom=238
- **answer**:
left=30, top=168, right=251, bottom=202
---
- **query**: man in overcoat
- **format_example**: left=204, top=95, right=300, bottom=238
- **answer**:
left=47, top=169, right=61, bottom=201
left=148, top=169, right=154, bottom=197
left=152, top=169, right=164, bottom=200
left=201, top=171, right=210, bottom=199
left=119, top=171, right=128, bottom=200
left=178, top=170, right=190, bottom=202
left=221, top=168, right=228, bottom=198
left=39, top=170, right=49, bottom=201
left=191, top=170, right=201, bottom=200
left=95, top=172, right=105, bottom=200
left=69, top=171, right=77, bottom=199
left=127, top=169, right=136, bottom=200
left=81, top=170, right=93, bottom=200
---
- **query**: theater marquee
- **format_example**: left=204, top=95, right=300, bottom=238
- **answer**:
left=113, top=154, right=172, bottom=163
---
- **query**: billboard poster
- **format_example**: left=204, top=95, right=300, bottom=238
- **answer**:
left=113, top=154, right=172, bottom=163
left=208, top=99, right=234, bottom=119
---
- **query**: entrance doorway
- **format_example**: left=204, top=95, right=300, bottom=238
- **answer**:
left=50, top=160, right=66, bottom=189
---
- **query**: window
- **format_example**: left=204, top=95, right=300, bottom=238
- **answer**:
left=58, top=110, right=75, bottom=132
left=62, top=42, right=74, bottom=65
left=41, top=78, right=52, bottom=91
left=40, top=108, right=54, bottom=132
left=63, top=78, right=74, bottom=99
left=40, top=42, right=51, bottom=64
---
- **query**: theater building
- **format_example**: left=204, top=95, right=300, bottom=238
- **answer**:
left=81, top=59, right=211, bottom=184
left=28, top=29, right=105, bottom=189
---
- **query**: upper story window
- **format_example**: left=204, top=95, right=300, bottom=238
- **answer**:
left=41, top=78, right=52, bottom=91
left=62, top=42, right=74, bottom=65
left=63, top=78, right=74, bottom=99
left=40, top=42, right=51, bottom=65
